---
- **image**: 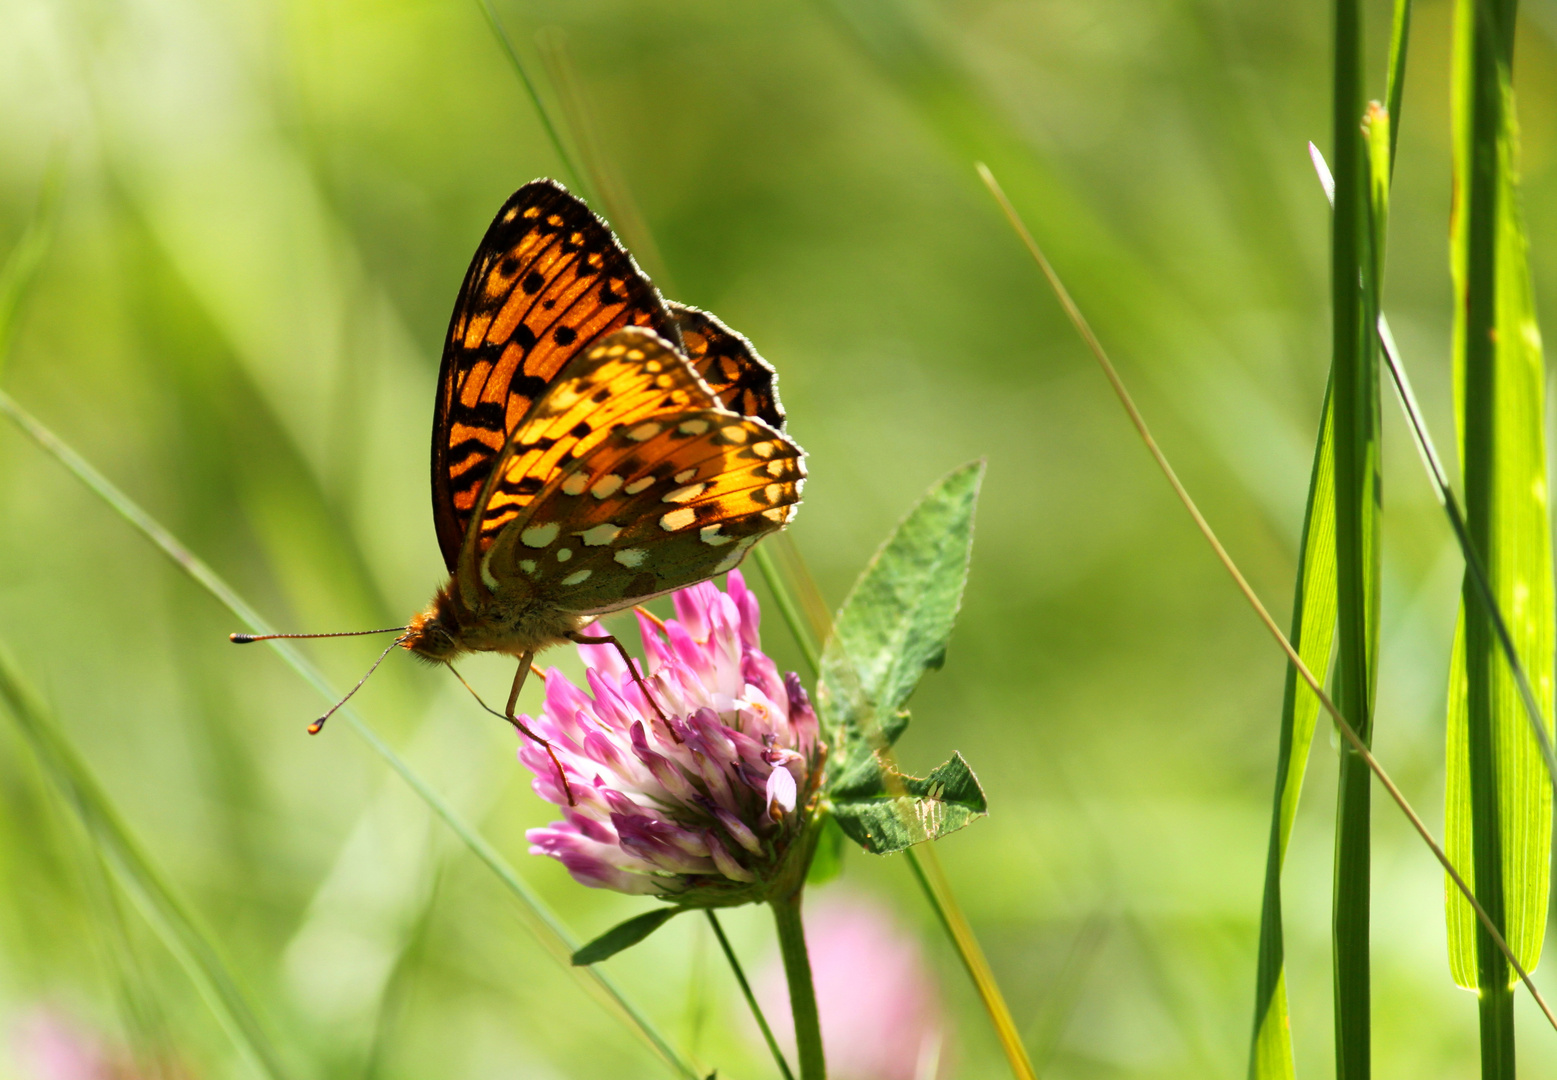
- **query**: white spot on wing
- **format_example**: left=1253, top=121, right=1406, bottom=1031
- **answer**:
left=521, top=523, right=560, bottom=548
left=561, top=472, right=589, bottom=496
left=628, top=422, right=663, bottom=442
left=701, top=525, right=734, bottom=547
left=625, top=476, right=655, bottom=495
left=660, top=507, right=696, bottom=532
left=591, top=474, right=624, bottom=499
left=579, top=523, right=622, bottom=546
left=556, top=548, right=573, bottom=562
left=614, top=548, right=646, bottom=568
left=663, top=482, right=708, bottom=504
left=561, top=569, right=592, bottom=586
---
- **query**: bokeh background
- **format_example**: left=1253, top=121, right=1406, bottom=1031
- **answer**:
left=5, top=0, right=1557, bottom=1076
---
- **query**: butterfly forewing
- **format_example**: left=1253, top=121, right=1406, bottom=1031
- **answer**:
left=431, top=180, right=678, bottom=571
left=668, top=302, right=786, bottom=431
left=475, top=329, right=804, bottom=613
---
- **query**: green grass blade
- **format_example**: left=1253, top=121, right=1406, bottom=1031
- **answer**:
left=1443, top=1, right=1550, bottom=1072
left=1385, top=0, right=1414, bottom=171
left=469, top=0, right=587, bottom=196
left=706, top=912, right=795, bottom=1080
left=0, top=642, right=296, bottom=1080
left=0, top=389, right=700, bottom=1080
left=1249, top=379, right=1337, bottom=1080
left=0, top=158, right=62, bottom=379
left=1328, top=0, right=1383, bottom=1074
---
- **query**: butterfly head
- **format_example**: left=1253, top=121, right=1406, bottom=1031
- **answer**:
left=402, top=588, right=464, bottom=663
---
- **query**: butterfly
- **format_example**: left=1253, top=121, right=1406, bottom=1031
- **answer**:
left=237, top=180, right=804, bottom=787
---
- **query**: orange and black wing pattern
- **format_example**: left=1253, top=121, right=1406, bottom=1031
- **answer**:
left=430, top=180, right=678, bottom=571
left=472, top=328, right=804, bottom=615
left=668, top=301, right=786, bottom=432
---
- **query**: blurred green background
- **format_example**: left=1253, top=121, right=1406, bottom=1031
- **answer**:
left=5, top=0, right=1557, bottom=1076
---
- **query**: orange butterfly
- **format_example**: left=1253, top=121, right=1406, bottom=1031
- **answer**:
left=236, top=181, right=805, bottom=787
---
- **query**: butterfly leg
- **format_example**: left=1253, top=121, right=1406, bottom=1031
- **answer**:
left=504, top=652, right=576, bottom=807
left=564, top=630, right=674, bottom=732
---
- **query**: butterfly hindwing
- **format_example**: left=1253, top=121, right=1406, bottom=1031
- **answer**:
left=430, top=180, right=678, bottom=571
left=668, top=301, right=787, bottom=432
left=473, top=329, right=804, bottom=613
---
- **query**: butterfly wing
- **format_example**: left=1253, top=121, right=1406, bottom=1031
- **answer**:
left=430, top=180, right=678, bottom=571
left=467, top=328, right=804, bottom=615
left=668, top=301, right=787, bottom=431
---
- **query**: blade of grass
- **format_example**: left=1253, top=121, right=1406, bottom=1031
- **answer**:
left=976, top=160, right=1557, bottom=1035
left=0, top=157, right=63, bottom=379
left=706, top=912, right=795, bottom=1080
left=0, top=642, right=296, bottom=1080
left=1309, top=143, right=1557, bottom=804
left=1444, top=0, right=1549, bottom=1071
left=1328, top=2, right=1383, bottom=1073
left=469, top=0, right=587, bottom=196
left=1385, top=0, right=1414, bottom=171
left=0, top=389, right=701, bottom=1080
left=1249, top=377, right=1337, bottom=1080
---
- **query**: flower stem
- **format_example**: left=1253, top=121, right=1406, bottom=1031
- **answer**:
left=770, top=892, right=826, bottom=1080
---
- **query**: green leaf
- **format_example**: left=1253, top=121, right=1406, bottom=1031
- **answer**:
left=1249, top=381, right=1338, bottom=1080
left=572, top=907, right=685, bottom=965
left=1443, top=0, right=1553, bottom=1004
left=818, top=461, right=983, bottom=777
left=830, top=753, right=987, bottom=855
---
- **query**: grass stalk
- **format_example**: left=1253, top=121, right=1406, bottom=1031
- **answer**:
left=1248, top=378, right=1337, bottom=1080
left=469, top=0, right=588, bottom=196
left=0, top=389, right=701, bottom=1080
left=1328, top=2, right=1383, bottom=1074
left=1308, top=143, right=1557, bottom=819
left=1445, top=0, right=1549, bottom=1071
left=707, top=911, right=796, bottom=1080
left=975, top=161, right=1557, bottom=1035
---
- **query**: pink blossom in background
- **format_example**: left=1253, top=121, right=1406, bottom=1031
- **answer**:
left=11, top=1011, right=117, bottom=1080
left=754, top=892, right=947, bottom=1080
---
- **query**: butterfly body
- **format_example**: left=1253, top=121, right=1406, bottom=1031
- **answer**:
left=402, top=181, right=803, bottom=680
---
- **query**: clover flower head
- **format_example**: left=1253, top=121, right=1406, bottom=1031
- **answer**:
left=522, top=571, right=822, bottom=900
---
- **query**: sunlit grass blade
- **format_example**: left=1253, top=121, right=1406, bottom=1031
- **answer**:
left=468, top=0, right=587, bottom=196
left=0, top=389, right=701, bottom=1080
left=706, top=912, right=795, bottom=1080
left=0, top=642, right=296, bottom=1080
left=1328, top=2, right=1383, bottom=1074
left=1308, top=143, right=1557, bottom=808
left=1443, top=0, right=1551, bottom=1071
left=974, top=161, right=1557, bottom=1036
left=0, top=158, right=62, bottom=378
left=1385, top=0, right=1414, bottom=170
left=1249, top=380, right=1337, bottom=1080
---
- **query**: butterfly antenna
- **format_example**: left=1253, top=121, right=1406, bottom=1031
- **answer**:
left=307, top=635, right=404, bottom=734
left=229, top=626, right=407, bottom=644
left=443, top=662, right=576, bottom=806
